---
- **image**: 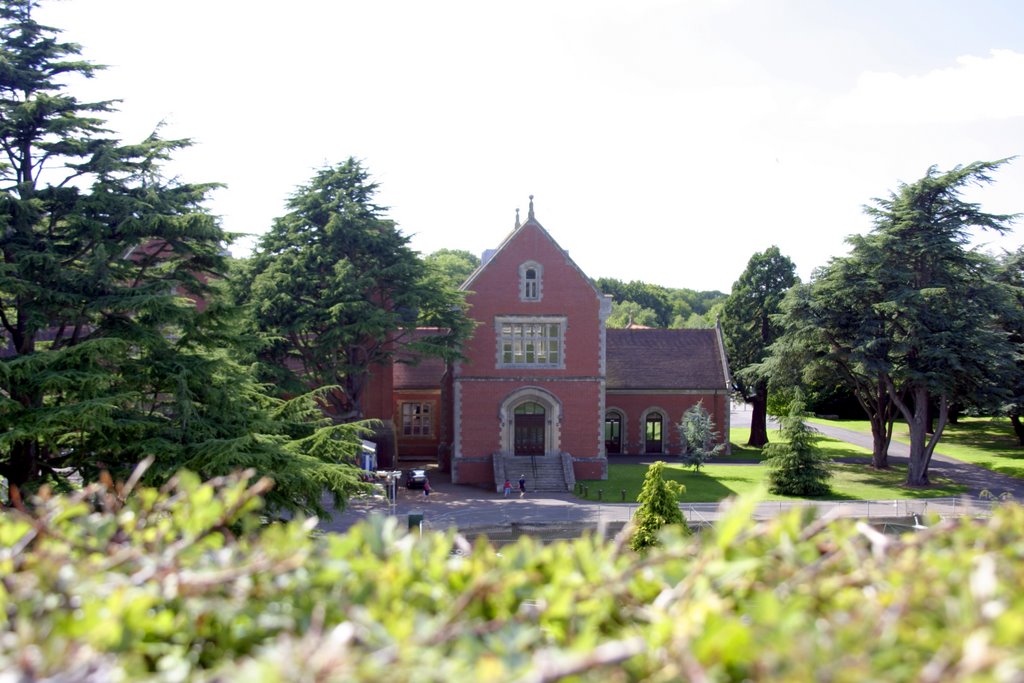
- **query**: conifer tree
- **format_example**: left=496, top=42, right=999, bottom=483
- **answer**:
left=0, top=1, right=368, bottom=516
left=764, top=393, right=832, bottom=496
left=679, top=401, right=726, bottom=471
left=0, top=0, right=220, bottom=492
left=242, top=159, right=473, bottom=423
left=630, top=461, right=686, bottom=551
left=765, top=161, right=1016, bottom=486
left=722, top=247, right=798, bottom=447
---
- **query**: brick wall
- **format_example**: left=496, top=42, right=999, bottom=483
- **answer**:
left=452, top=220, right=607, bottom=486
left=605, top=392, right=730, bottom=455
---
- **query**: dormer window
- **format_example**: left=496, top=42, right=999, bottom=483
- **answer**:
left=519, top=261, right=542, bottom=301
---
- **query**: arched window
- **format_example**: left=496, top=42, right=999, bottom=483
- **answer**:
left=519, top=261, right=543, bottom=301
left=524, top=268, right=538, bottom=299
left=604, top=411, right=623, bottom=454
left=645, top=412, right=664, bottom=454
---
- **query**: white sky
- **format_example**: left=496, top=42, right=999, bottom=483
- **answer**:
left=37, top=0, right=1024, bottom=293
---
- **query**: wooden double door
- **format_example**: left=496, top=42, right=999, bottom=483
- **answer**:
left=514, top=402, right=546, bottom=455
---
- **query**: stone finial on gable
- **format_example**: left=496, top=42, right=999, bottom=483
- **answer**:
left=515, top=207, right=520, bottom=229
left=528, top=194, right=535, bottom=220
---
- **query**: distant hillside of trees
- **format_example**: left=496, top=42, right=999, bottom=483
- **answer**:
left=594, top=277, right=727, bottom=329
left=424, top=251, right=727, bottom=330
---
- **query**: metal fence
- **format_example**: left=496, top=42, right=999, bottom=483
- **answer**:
left=420, top=496, right=1001, bottom=544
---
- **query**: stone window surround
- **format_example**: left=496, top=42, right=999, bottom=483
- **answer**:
left=640, top=406, right=668, bottom=454
left=495, top=315, right=567, bottom=369
left=604, top=408, right=625, bottom=452
left=518, top=260, right=543, bottom=301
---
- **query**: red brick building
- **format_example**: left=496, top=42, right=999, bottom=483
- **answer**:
left=371, top=199, right=732, bottom=491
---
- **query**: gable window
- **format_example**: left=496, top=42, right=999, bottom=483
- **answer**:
left=519, top=261, right=543, bottom=301
left=496, top=316, right=565, bottom=368
left=524, top=268, right=538, bottom=298
left=400, top=401, right=433, bottom=437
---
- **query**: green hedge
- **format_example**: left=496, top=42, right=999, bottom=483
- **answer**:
left=2, top=471, right=1023, bottom=681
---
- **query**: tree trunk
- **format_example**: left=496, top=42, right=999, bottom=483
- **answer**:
left=868, top=417, right=890, bottom=469
left=1011, top=412, right=1024, bottom=447
left=900, top=387, right=949, bottom=487
left=747, top=384, right=769, bottom=448
left=889, top=383, right=930, bottom=487
left=5, top=438, right=39, bottom=492
left=852, top=374, right=894, bottom=469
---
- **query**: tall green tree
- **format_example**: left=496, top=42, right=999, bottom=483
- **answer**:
left=764, top=259, right=898, bottom=469
left=0, top=1, right=230, bottom=492
left=721, top=246, right=798, bottom=447
left=858, top=161, right=1016, bottom=486
left=0, top=1, right=367, bottom=516
left=242, top=159, right=473, bottom=424
left=630, top=460, right=686, bottom=552
left=768, top=162, right=1017, bottom=486
left=993, top=247, right=1024, bottom=445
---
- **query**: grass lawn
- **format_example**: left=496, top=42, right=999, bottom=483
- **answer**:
left=579, top=431, right=966, bottom=503
left=809, top=415, right=1024, bottom=480
left=715, top=427, right=769, bottom=462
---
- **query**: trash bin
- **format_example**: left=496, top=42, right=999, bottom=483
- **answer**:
left=408, top=511, right=424, bottom=531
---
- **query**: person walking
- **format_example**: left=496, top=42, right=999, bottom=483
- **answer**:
left=503, top=479, right=512, bottom=497
left=518, top=475, right=526, bottom=498
left=423, top=478, right=431, bottom=497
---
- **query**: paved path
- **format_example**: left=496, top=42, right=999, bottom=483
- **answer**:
left=732, top=404, right=1024, bottom=501
left=318, top=406, right=1019, bottom=535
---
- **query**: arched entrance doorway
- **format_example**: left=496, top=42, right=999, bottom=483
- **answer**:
left=514, top=402, right=546, bottom=455
left=499, top=388, right=562, bottom=457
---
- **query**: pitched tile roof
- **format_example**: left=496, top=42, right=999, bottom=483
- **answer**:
left=606, top=328, right=729, bottom=391
left=393, top=328, right=448, bottom=389
left=393, top=356, right=446, bottom=389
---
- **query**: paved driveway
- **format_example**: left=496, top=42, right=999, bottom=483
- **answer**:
left=318, top=406, right=1021, bottom=536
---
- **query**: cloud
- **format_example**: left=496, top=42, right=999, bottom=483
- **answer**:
left=825, top=49, right=1024, bottom=126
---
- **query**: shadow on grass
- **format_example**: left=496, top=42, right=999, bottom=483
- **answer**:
left=718, top=442, right=770, bottom=463
left=581, top=455, right=967, bottom=504
left=831, top=462, right=967, bottom=499
left=817, top=441, right=872, bottom=463
left=942, top=418, right=1022, bottom=450
left=668, top=467, right=746, bottom=502
left=579, top=463, right=741, bottom=503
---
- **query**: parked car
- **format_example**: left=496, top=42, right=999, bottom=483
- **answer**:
left=405, top=468, right=428, bottom=489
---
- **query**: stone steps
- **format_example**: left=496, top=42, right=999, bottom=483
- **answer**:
left=494, top=453, right=574, bottom=493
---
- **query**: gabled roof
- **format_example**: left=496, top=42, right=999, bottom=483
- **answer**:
left=606, top=328, right=730, bottom=391
left=460, top=196, right=603, bottom=300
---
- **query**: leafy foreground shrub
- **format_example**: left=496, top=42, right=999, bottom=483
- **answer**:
left=3, top=473, right=1024, bottom=682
